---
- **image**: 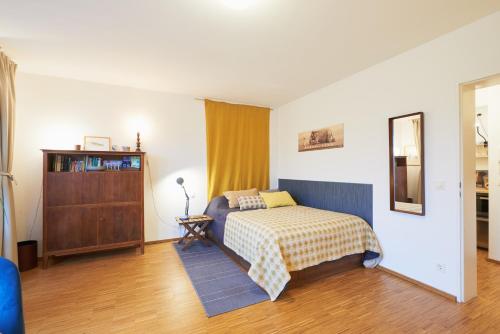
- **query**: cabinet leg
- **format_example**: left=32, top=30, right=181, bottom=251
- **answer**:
left=42, top=255, right=49, bottom=269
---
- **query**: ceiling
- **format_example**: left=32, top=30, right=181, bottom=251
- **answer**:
left=1, top=0, right=499, bottom=107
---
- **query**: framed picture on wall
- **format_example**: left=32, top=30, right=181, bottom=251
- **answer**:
left=84, top=136, right=111, bottom=151
left=298, top=123, right=344, bottom=152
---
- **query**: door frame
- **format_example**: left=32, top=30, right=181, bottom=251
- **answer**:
left=459, top=73, right=500, bottom=302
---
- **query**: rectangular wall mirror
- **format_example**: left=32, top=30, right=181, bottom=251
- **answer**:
left=389, top=112, right=425, bottom=215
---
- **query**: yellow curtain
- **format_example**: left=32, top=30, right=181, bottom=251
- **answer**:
left=205, top=99, right=270, bottom=200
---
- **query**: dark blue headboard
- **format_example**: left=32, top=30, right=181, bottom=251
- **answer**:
left=278, top=179, right=373, bottom=227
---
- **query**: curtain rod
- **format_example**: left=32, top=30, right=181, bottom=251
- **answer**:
left=194, top=97, right=273, bottom=110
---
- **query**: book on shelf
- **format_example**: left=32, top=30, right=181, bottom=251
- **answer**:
left=86, top=156, right=102, bottom=168
left=115, top=156, right=140, bottom=170
left=131, top=156, right=141, bottom=169
left=121, top=156, right=132, bottom=169
left=52, top=155, right=84, bottom=172
left=51, top=154, right=140, bottom=172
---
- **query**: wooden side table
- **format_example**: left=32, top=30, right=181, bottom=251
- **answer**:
left=176, top=215, right=214, bottom=251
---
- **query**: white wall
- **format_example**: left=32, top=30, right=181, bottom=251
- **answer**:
left=14, top=73, right=208, bottom=254
left=484, top=85, right=500, bottom=260
left=271, top=11, right=500, bottom=298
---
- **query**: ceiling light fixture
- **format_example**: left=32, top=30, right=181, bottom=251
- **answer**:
left=222, top=0, right=254, bottom=10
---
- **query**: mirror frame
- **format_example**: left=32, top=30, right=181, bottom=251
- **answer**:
left=388, top=111, right=425, bottom=216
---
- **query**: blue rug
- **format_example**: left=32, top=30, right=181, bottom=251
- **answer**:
left=174, top=240, right=269, bottom=317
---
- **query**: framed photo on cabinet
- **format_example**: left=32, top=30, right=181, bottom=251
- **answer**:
left=84, top=136, right=111, bottom=151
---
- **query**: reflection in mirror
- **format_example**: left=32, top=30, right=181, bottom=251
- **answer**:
left=389, top=112, right=425, bottom=215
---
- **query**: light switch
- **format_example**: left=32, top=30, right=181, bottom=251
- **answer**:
left=435, top=181, right=446, bottom=191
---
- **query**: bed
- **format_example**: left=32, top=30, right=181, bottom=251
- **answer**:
left=205, top=179, right=382, bottom=301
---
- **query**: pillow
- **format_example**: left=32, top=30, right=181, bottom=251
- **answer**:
left=260, top=188, right=280, bottom=193
left=259, top=191, right=297, bottom=208
left=223, top=188, right=259, bottom=208
left=238, top=196, right=267, bottom=210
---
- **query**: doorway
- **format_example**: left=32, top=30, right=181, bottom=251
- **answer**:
left=460, top=74, right=500, bottom=302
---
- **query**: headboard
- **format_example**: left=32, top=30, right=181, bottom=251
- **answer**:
left=278, top=179, right=373, bottom=227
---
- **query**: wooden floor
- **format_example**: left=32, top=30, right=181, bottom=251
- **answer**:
left=21, top=244, right=500, bottom=333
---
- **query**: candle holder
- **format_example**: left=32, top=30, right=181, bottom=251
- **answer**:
left=135, top=132, right=141, bottom=152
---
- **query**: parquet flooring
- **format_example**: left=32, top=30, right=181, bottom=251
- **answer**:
left=20, top=244, right=500, bottom=333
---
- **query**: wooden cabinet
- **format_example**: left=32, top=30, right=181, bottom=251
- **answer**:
left=394, top=156, right=408, bottom=203
left=42, top=150, right=145, bottom=268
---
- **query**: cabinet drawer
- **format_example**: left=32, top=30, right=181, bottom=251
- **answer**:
left=99, top=172, right=142, bottom=203
left=46, top=207, right=98, bottom=251
left=47, top=172, right=142, bottom=206
left=47, top=173, right=83, bottom=206
left=98, top=204, right=141, bottom=245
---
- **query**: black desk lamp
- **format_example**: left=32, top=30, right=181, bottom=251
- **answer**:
left=176, top=177, right=190, bottom=219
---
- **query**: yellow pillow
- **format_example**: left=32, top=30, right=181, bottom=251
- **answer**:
left=259, top=191, right=297, bottom=208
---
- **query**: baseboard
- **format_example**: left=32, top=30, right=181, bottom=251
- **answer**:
left=145, top=237, right=180, bottom=245
left=377, top=265, right=457, bottom=302
left=36, top=239, right=179, bottom=260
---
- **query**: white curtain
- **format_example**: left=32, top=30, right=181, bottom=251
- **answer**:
left=412, top=118, right=422, bottom=203
left=0, top=50, right=18, bottom=264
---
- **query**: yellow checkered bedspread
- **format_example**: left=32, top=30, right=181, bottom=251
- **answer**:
left=224, top=205, right=382, bottom=301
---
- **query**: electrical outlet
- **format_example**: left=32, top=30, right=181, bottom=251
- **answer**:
left=436, top=263, right=447, bottom=273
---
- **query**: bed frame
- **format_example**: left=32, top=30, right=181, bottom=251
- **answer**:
left=278, top=178, right=373, bottom=227
left=208, top=233, right=363, bottom=289
left=208, top=179, right=374, bottom=291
